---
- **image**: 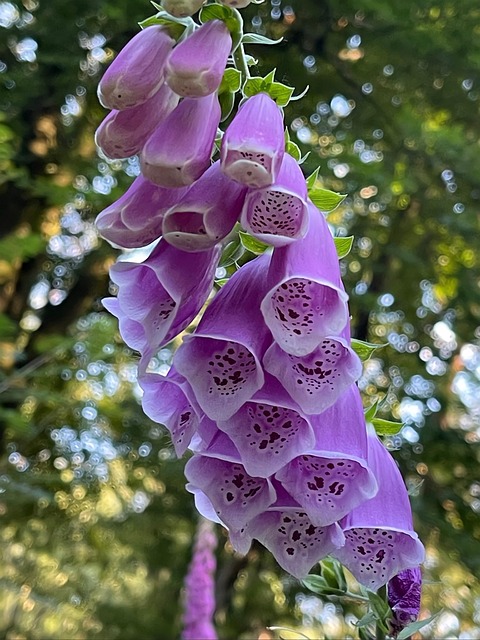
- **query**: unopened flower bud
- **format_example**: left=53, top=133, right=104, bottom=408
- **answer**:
left=98, top=26, right=174, bottom=110
left=163, top=0, right=205, bottom=17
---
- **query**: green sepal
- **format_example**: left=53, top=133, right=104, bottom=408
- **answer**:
left=306, top=166, right=320, bottom=189
left=396, top=611, right=441, bottom=640
left=219, top=67, right=242, bottom=94
left=321, top=557, right=348, bottom=592
left=301, top=575, right=345, bottom=597
left=238, top=231, right=269, bottom=255
left=308, top=187, right=346, bottom=212
left=219, top=238, right=244, bottom=267
left=334, top=236, right=354, bottom=259
left=371, top=417, right=403, bottom=436
left=242, top=33, right=283, bottom=45
left=284, top=128, right=302, bottom=162
left=243, top=69, right=305, bottom=107
left=351, top=338, right=387, bottom=361
left=140, top=9, right=194, bottom=40
left=364, top=400, right=379, bottom=423
left=199, top=3, right=243, bottom=51
left=219, top=89, right=235, bottom=122
left=355, top=610, right=377, bottom=629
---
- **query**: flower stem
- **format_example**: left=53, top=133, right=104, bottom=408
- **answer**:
left=233, top=42, right=250, bottom=83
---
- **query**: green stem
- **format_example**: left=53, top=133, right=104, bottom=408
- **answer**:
left=233, top=42, right=250, bottom=83
left=375, top=585, right=388, bottom=640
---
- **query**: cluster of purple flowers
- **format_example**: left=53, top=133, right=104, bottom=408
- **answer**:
left=182, top=518, right=218, bottom=640
left=95, top=11, right=425, bottom=601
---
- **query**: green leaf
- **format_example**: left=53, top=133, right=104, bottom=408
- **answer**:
left=302, top=575, right=329, bottom=594
left=219, top=67, right=242, bottom=94
left=334, top=236, right=354, bottom=259
left=286, top=140, right=302, bottom=162
left=351, top=338, right=387, bottom=361
left=219, top=89, right=235, bottom=122
left=139, top=10, right=194, bottom=40
left=305, top=166, right=320, bottom=189
left=238, top=231, right=269, bottom=255
left=355, top=610, right=377, bottom=629
left=219, top=239, right=244, bottom=267
left=242, top=33, right=283, bottom=45
left=199, top=3, right=243, bottom=50
left=371, top=418, right=403, bottom=435
left=364, top=400, right=379, bottom=423
left=367, top=589, right=391, bottom=621
left=308, top=187, right=346, bottom=212
left=396, top=612, right=441, bottom=640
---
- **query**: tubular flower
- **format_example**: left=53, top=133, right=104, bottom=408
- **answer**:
left=95, top=175, right=188, bottom=249
left=98, top=26, right=175, bottom=110
left=165, top=19, right=232, bottom=97
left=262, top=325, right=362, bottom=415
left=388, top=567, right=422, bottom=635
left=241, top=153, right=309, bottom=246
left=95, top=84, right=179, bottom=159
left=139, top=368, right=201, bottom=457
left=174, top=253, right=273, bottom=421
left=220, top=92, right=285, bottom=188
left=141, top=93, right=221, bottom=188
left=164, top=0, right=205, bottom=17
left=274, top=384, right=377, bottom=527
left=332, top=430, right=425, bottom=591
left=102, top=240, right=219, bottom=356
left=261, top=202, right=349, bottom=356
left=185, top=454, right=277, bottom=531
left=162, top=161, right=248, bottom=252
left=181, top=518, right=218, bottom=640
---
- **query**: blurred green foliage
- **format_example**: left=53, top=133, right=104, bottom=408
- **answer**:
left=0, top=0, right=480, bottom=638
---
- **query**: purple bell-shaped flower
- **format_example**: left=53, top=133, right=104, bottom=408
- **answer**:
left=173, top=253, right=273, bottom=421
left=220, top=92, right=285, bottom=188
left=162, top=161, right=248, bottom=252
left=165, top=19, right=232, bottom=97
left=95, top=175, right=188, bottom=249
left=241, top=153, right=309, bottom=246
left=102, top=240, right=219, bottom=356
left=141, top=93, right=221, bottom=188
left=388, top=567, right=422, bottom=634
left=261, top=202, right=349, bottom=356
left=98, top=26, right=174, bottom=110
left=95, top=84, right=179, bottom=159
left=274, top=384, right=378, bottom=527
left=332, top=430, right=425, bottom=591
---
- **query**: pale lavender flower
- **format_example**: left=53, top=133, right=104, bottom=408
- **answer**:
left=260, top=202, right=349, bottom=356
left=141, top=93, right=221, bottom=188
left=333, top=430, right=425, bottom=591
left=220, top=92, right=285, bottom=188
left=165, top=19, right=232, bottom=97
left=241, top=153, right=309, bottom=246
left=162, top=161, right=248, bottom=252
left=95, top=84, right=179, bottom=160
left=182, top=519, right=218, bottom=640
left=98, top=26, right=174, bottom=110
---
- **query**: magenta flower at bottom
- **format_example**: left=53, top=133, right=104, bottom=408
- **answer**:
left=182, top=519, right=218, bottom=640
left=388, top=567, right=422, bottom=635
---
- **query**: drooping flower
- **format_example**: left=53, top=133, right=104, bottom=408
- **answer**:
left=141, top=93, right=221, bottom=188
left=164, top=0, right=205, bottom=18
left=388, top=567, right=422, bottom=635
left=165, top=19, right=232, bottom=98
left=98, top=26, right=175, bottom=110
left=162, top=161, right=248, bottom=252
left=181, top=518, right=218, bottom=640
left=241, top=153, right=309, bottom=246
left=139, top=367, right=201, bottom=457
left=102, top=240, right=219, bottom=356
left=229, top=505, right=345, bottom=580
left=274, top=384, right=377, bottom=526
left=332, top=430, right=425, bottom=591
left=95, top=175, right=188, bottom=249
left=215, top=373, right=316, bottom=478
left=262, top=325, right=362, bottom=415
left=220, top=92, right=285, bottom=188
left=173, top=253, right=273, bottom=421
left=185, top=454, right=277, bottom=531
left=260, top=202, right=349, bottom=356
left=95, top=84, right=179, bottom=160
